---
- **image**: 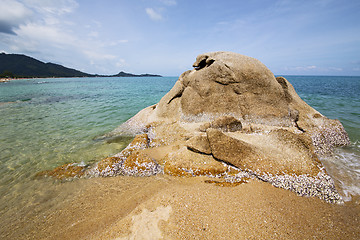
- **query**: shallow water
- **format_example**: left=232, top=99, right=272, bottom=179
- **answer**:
left=0, top=77, right=176, bottom=215
left=0, top=75, right=359, bottom=232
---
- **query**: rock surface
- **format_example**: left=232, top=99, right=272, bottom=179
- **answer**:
left=43, top=52, right=351, bottom=203
left=35, top=163, right=86, bottom=180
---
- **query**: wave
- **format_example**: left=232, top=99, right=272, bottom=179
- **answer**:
left=321, top=141, right=360, bottom=201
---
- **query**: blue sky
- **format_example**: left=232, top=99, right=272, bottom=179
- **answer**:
left=0, top=0, right=359, bottom=76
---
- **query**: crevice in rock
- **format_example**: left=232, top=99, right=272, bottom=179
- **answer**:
left=224, top=63, right=231, bottom=70
left=295, top=120, right=305, bottom=132
left=194, top=58, right=207, bottom=70
left=206, top=59, right=215, bottom=67
left=215, top=80, right=239, bottom=86
left=186, top=146, right=212, bottom=155
left=293, top=114, right=305, bottom=132
left=167, top=89, right=184, bottom=104
left=289, top=108, right=305, bottom=132
left=276, top=76, right=288, bottom=89
left=210, top=153, right=240, bottom=170
left=214, top=80, right=229, bottom=86
left=193, top=56, right=215, bottom=70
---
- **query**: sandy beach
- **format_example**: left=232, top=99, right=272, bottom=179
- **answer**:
left=1, top=175, right=358, bottom=239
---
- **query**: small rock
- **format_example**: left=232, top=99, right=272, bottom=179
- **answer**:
left=35, top=163, right=86, bottom=180
left=186, top=135, right=212, bottom=154
left=206, top=128, right=261, bottom=171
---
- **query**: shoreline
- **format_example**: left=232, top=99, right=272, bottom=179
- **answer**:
left=0, top=77, right=36, bottom=82
left=0, top=75, right=165, bottom=83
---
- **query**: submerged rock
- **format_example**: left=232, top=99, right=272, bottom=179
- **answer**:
left=35, top=163, right=86, bottom=180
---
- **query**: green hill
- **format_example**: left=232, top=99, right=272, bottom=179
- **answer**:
left=0, top=53, right=92, bottom=78
left=0, top=53, right=162, bottom=78
left=111, top=71, right=162, bottom=77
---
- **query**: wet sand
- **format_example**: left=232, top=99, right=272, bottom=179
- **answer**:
left=1, top=175, right=359, bottom=239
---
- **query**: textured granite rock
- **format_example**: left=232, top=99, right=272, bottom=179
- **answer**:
left=42, top=52, right=351, bottom=203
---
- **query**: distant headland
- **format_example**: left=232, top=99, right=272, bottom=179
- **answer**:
left=0, top=53, right=162, bottom=79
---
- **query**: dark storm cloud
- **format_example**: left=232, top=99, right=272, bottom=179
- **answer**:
left=0, top=21, right=17, bottom=34
left=0, top=0, right=32, bottom=35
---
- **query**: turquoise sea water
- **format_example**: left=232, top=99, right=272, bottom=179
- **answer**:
left=0, top=77, right=177, bottom=226
left=0, top=76, right=359, bottom=223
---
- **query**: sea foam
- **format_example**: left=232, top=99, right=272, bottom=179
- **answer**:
left=321, top=141, right=360, bottom=201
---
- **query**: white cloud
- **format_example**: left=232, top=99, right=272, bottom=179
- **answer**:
left=283, top=65, right=318, bottom=72
left=12, top=22, right=76, bottom=51
left=83, top=50, right=116, bottom=61
left=0, top=0, right=32, bottom=20
left=108, top=39, right=129, bottom=46
left=24, top=0, right=78, bottom=16
left=0, top=0, right=33, bottom=34
left=7, top=16, right=128, bottom=73
left=296, top=65, right=317, bottom=70
left=328, top=67, right=343, bottom=72
left=160, top=0, right=176, bottom=6
left=0, top=0, right=78, bottom=34
left=146, top=8, right=163, bottom=21
left=145, top=0, right=176, bottom=21
left=283, top=65, right=344, bottom=74
left=1, top=1, right=123, bottom=74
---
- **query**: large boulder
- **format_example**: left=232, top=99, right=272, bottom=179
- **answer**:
left=116, top=52, right=319, bottom=130
left=111, top=52, right=349, bottom=156
left=91, top=52, right=351, bottom=202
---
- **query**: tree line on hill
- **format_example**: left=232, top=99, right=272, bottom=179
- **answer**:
left=0, top=53, right=161, bottom=78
